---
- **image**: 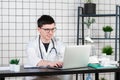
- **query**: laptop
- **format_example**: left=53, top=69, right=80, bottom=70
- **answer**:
left=48, top=45, right=91, bottom=70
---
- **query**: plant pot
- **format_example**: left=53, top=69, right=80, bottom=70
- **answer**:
left=104, top=32, right=111, bottom=38
left=14, top=65, right=20, bottom=72
left=9, top=64, right=15, bottom=71
left=84, top=3, right=96, bottom=14
left=9, top=64, right=20, bottom=72
left=99, top=54, right=110, bottom=66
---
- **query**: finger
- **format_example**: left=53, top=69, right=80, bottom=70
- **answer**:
left=55, top=63, right=63, bottom=68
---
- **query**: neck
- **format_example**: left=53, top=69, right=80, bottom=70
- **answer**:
left=40, top=38, right=50, bottom=43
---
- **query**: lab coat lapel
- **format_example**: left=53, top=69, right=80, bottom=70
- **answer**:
left=47, top=40, right=52, bottom=54
left=40, top=39, right=53, bottom=59
left=40, top=39, right=47, bottom=57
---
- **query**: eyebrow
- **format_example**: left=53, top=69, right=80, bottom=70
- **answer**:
left=41, top=27, right=56, bottom=29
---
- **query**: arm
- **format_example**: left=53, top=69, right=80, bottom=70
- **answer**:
left=26, top=38, right=64, bottom=68
left=26, top=42, right=63, bottom=67
left=37, top=39, right=64, bottom=68
left=37, top=60, right=63, bottom=68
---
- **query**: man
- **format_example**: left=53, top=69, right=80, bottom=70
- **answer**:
left=25, top=15, right=73, bottom=80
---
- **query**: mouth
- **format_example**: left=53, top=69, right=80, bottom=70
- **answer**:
left=46, top=35, right=52, bottom=39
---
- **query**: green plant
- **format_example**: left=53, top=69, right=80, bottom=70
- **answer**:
left=9, top=59, right=20, bottom=65
left=102, top=25, right=113, bottom=32
left=84, top=17, right=95, bottom=28
left=102, top=45, right=113, bottom=55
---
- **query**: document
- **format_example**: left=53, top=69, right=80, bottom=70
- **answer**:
left=0, top=66, right=9, bottom=70
left=24, top=65, right=47, bottom=69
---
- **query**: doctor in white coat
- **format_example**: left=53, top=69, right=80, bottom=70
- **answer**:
left=25, top=15, right=73, bottom=80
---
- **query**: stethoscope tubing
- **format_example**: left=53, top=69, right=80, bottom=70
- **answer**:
left=38, top=36, right=57, bottom=59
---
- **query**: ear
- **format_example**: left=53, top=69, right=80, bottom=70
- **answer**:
left=37, top=27, right=41, bottom=33
left=37, top=27, right=41, bottom=31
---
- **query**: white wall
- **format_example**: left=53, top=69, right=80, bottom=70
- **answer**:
left=0, top=0, right=118, bottom=80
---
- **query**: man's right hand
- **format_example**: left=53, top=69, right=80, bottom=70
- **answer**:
left=37, top=60, right=63, bottom=68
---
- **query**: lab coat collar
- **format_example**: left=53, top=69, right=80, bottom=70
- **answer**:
left=39, top=38, right=54, bottom=57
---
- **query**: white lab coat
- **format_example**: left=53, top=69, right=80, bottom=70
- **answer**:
left=24, top=36, right=73, bottom=80
left=26, top=35, right=65, bottom=67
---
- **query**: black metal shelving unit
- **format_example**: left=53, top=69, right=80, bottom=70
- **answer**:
left=77, top=5, right=120, bottom=61
left=77, top=5, right=120, bottom=80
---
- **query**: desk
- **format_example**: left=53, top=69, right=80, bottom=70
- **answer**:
left=0, top=66, right=120, bottom=80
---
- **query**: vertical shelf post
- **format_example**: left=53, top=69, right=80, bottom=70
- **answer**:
left=77, top=7, right=80, bottom=45
left=77, top=7, right=84, bottom=45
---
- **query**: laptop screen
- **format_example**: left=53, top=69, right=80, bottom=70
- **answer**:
left=62, top=45, right=91, bottom=69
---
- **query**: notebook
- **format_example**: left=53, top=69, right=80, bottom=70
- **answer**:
left=48, top=45, right=91, bottom=70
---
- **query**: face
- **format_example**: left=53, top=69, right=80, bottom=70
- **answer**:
left=38, top=23, right=56, bottom=42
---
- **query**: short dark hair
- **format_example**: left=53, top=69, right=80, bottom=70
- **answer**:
left=37, top=15, right=55, bottom=28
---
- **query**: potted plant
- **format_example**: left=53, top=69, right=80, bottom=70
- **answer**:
left=84, top=0, right=96, bottom=14
left=9, top=59, right=20, bottom=72
left=101, top=45, right=113, bottom=66
left=102, top=25, right=113, bottom=38
left=84, top=17, right=95, bottom=43
left=102, top=45, right=113, bottom=55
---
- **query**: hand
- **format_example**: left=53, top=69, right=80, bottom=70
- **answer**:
left=37, top=60, right=51, bottom=67
left=50, top=61, right=63, bottom=68
left=37, top=60, right=63, bottom=68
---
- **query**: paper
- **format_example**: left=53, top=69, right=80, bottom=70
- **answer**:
left=24, top=65, right=36, bottom=68
left=24, top=65, right=39, bottom=69
left=24, top=65, right=47, bottom=69
left=0, top=66, right=10, bottom=70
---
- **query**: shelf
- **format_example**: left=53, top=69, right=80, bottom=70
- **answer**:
left=77, top=5, right=120, bottom=80
left=79, top=14, right=119, bottom=17
left=77, top=5, right=120, bottom=62
left=78, top=6, right=120, bottom=17
left=78, top=38, right=120, bottom=40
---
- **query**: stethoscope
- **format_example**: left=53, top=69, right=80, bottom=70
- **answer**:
left=39, top=36, right=57, bottom=59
